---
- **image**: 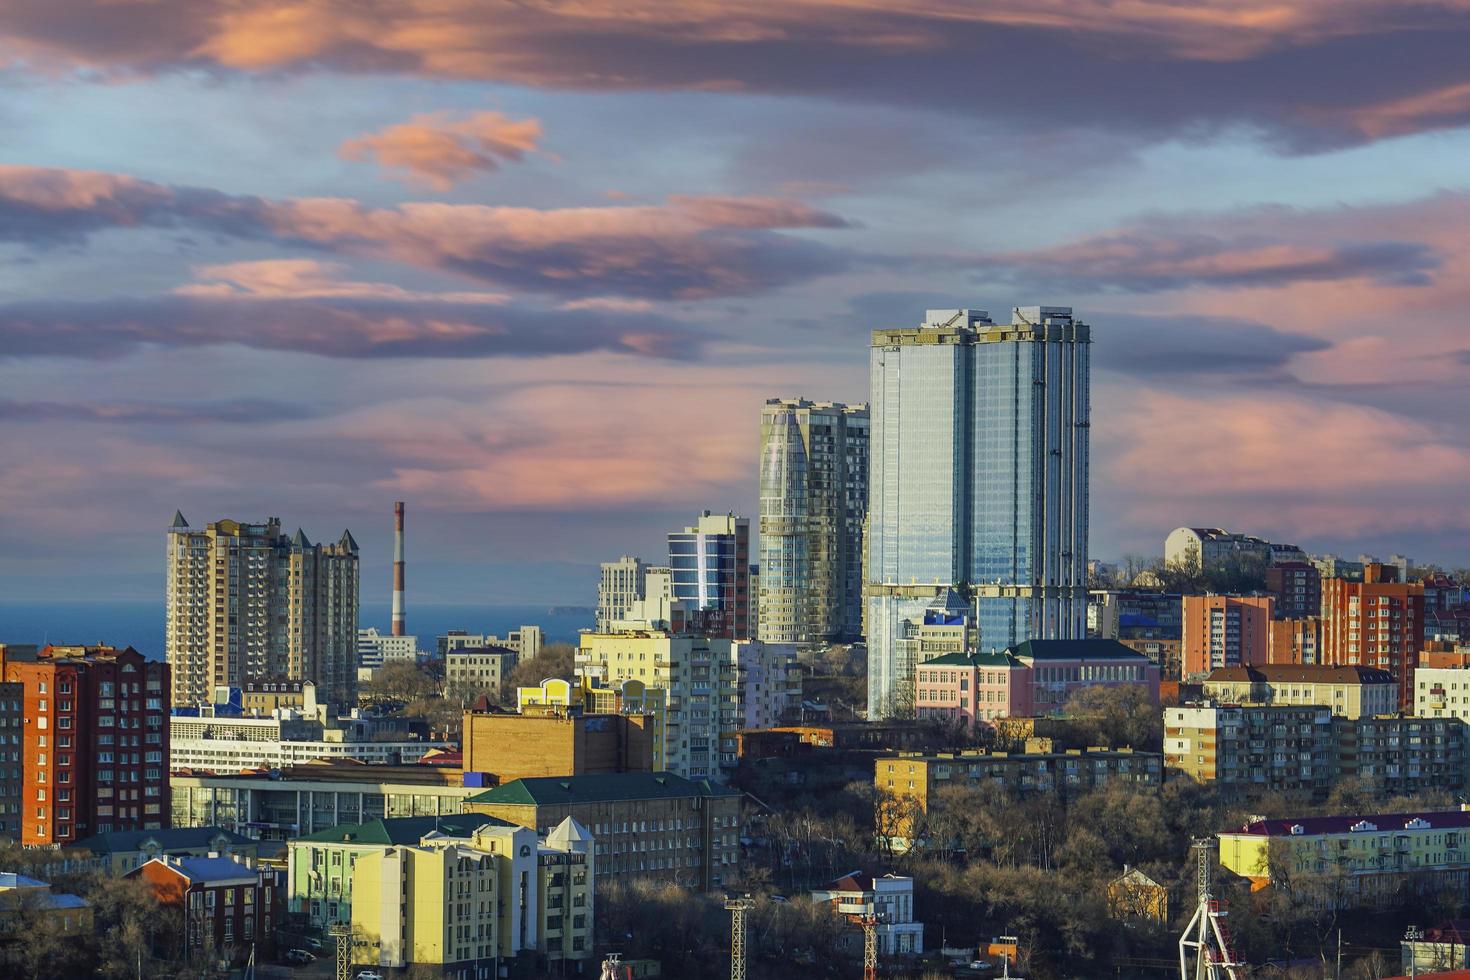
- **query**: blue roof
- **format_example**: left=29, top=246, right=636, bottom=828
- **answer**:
left=0, top=873, right=49, bottom=888
left=147, top=856, right=260, bottom=883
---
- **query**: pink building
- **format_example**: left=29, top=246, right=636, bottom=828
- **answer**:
left=915, top=639, right=1161, bottom=729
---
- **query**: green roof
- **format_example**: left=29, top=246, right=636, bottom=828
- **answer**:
left=464, top=771, right=740, bottom=807
left=1008, top=639, right=1149, bottom=661
left=921, top=650, right=1021, bottom=668
left=297, top=813, right=515, bottom=846
left=72, top=826, right=255, bottom=854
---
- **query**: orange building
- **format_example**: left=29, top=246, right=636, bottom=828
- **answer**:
left=1320, top=563, right=1424, bottom=709
left=1420, top=643, right=1470, bottom=670
left=1182, top=595, right=1273, bottom=679
left=1268, top=617, right=1325, bottom=665
left=0, top=645, right=171, bottom=846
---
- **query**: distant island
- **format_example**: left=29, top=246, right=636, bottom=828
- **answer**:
left=546, top=605, right=594, bottom=617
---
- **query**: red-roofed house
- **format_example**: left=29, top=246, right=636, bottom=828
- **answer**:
left=811, top=871, right=923, bottom=955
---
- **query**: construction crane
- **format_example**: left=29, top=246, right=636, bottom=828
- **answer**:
left=857, top=913, right=880, bottom=980
left=328, top=923, right=352, bottom=980
left=1178, top=838, right=1243, bottom=980
left=726, top=897, right=755, bottom=980
left=601, top=952, right=629, bottom=980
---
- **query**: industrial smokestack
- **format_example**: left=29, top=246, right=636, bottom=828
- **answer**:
left=392, top=501, right=406, bottom=637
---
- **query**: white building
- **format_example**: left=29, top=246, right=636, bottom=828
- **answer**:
left=812, top=872, right=923, bottom=955
left=439, top=626, right=543, bottom=661
left=444, top=647, right=518, bottom=697
left=169, top=713, right=448, bottom=771
left=1415, top=666, right=1470, bottom=723
left=598, top=556, right=649, bottom=633
left=1164, top=527, right=1306, bottom=571
left=357, top=628, right=419, bottom=668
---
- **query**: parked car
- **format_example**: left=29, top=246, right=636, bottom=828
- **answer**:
left=285, top=949, right=316, bottom=964
left=968, top=962, right=994, bottom=972
left=357, top=972, right=383, bottom=980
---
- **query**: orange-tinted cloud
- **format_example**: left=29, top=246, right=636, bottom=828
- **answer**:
left=0, top=165, right=851, bottom=298
left=339, top=110, right=543, bottom=189
left=175, top=259, right=508, bottom=303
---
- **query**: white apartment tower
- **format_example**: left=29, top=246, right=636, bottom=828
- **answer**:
left=597, top=556, right=648, bottom=632
left=166, top=513, right=360, bottom=710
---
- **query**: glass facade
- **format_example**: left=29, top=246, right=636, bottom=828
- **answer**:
left=866, top=307, right=1091, bottom=716
left=668, top=513, right=751, bottom=639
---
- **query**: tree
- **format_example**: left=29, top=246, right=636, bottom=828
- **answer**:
left=362, top=661, right=438, bottom=703
left=502, top=642, right=576, bottom=701
left=1062, top=684, right=1163, bottom=751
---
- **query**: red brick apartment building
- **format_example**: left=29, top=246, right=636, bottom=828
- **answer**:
left=0, top=645, right=170, bottom=846
left=129, top=854, right=279, bottom=959
left=1321, top=564, right=1425, bottom=709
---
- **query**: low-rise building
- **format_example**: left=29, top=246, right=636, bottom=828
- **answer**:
left=1401, top=920, right=1470, bottom=975
left=69, top=826, right=261, bottom=875
left=462, top=707, right=655, bottom=785
left=355, top=628, right=418, bottom=668
left=463, top=772, right=741, bottom=891
left=517, top=677, right=669, bottom=772
left=170, top=761, right=475, bottom=839
left=1219, top=809, right=1470, bottom=909
left=0, top=872, right=90, bottom=935
left=439, top=627, right=543, bottom=661
left=129, top=854, right=280, bottom=961
left=445, top=646, right=519, bottom=698
left=239, top=677, right=317, bottom=716
left=170, top=711, right=448, bottom=771
left=811, top=872, right=923, bottom=956
left=1341, top=715, right=1468, bottom=797
left=1107, top=866, right=1168, bottom=926
left=1202, top=665, right=1397, bottom=718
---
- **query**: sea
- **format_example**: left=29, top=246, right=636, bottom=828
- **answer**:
left=0, top=601, right=594, bottom=659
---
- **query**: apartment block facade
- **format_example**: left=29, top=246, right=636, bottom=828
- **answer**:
left=1181, top=595, right=1273, bottom=679
left=1201, top=665, right=1397, bottom=719
left=0, top=645, right=170, bottom=846
left=598, top=556, right=649, bottom=633
left=129, top=854, right=280, bottom=960
left=668, top=512, right=751, bottom=640
left=1165, top=703, right=1335, bottom=801
left=0, top=681, right=19, bottom=840
left=166, top=514, right=359, bottom=709
left=1267, top=561, right=1323, bottom=620
left=757, top=398, right=869, bottom=645
left=1320, top=564, right=1425, bottom=709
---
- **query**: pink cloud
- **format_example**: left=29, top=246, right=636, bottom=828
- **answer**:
left=174, top=259, right=508, bottom=303
left=339, top=110, right=544, bottom=189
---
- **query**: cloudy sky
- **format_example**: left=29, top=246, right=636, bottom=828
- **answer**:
left=4, top=1, right=1470, bottom=608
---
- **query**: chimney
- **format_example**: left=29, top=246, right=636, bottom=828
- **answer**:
left=392, top=501, right=406, bottom=637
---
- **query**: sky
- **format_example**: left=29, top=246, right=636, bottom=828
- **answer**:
left=4, top=1, right=1470, bottom=611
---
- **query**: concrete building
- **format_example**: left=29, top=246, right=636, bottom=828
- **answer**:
left=356, top=627, right=418, bottom=668
left=1267, top=561, right=1323, bottom=620
left=169, top=711, right=447, bottom=770
left=463, top=771, right=741, bottom=891
left=812, top=872, right=922, bottom=956
left=669, top=512, right=751, bottom=640
left=444, top=646, right=518, bottom=698
left=1321, top=564, right=1425, bottom=709
left=598, top=556, right=649, bottom=633
left=1400, top=920, right=1470, bottom=975
left=757, top=398, right=869, bottom=645
left=130, top=854, right=280, bottom=961
left=0, top=644, right=170, bottom=846
left=866, top=307, right=1091, bottom=717
left=1165, top=527, right=1303, bottom=571
left=1182, top=595, right=1274, bottom=679
left=0, top=680, right=19, bottom=841
left=1087, top=590, right=1184, bottom=679
left=239, top=677, right=316, bottom=715
left=1345, top=715, right=1468, bottom=796
left=1415, top=666, right=1470, bottom=722
left=461, top=708, right=655, bottom=784
left=1219, top=809, right=1470, bottom=909
left=1202, top=665, right=1398, bottom=719
left=68, top=825, right=261, bottom=875
left=438, top=626, right=543, bottom=661
left=577, top=630, right=798, bottom=780
left=915, top=639, right=1160, bottom=728
left=166, top=514, right=359, bottom=710
left=170, top=762, right=476, bottom=839
left=0, top=873, right=91, bottom=939
left=517, top=677, right=670, bottom=772
left=1165, top=703, right=1335, bottom=801
left=347, top=817, right=594, bottom=974
left=1269, top=616, right=1326, bottom=666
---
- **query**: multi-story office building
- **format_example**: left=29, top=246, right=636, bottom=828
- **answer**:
left=0, top=681, right=19, bottom=840
left=166, top=514, right=359, bottom=710
left=1321, top=564, right=1425, bottom=709
left=444, top=646, right=518, bottom=698
left=577, top=630, right=797, bottom=779
left=1181, top=595, right=1273, bottom=679
left=463, top=771, right=741, bottom=891
left=356, top=628, right=418, bottom=668
left=169, top=712, right=447, bottom=771
left=1165, top=703, right=1335, bottom=801
left=1219, top=809, right=1470, bottom=909
left=598, top=556, right=649, bottom=633
left=517, top=677, right=670, bottom=771
left=1201, top=665, right=1397, bottom=719
left=866, top=307, right=1090, bottom=716
left=1267, top=561, right=1323, bottom=620
left=668, top=512, right=751, bottom=640
left=170, top=762, right=477, bottom=839
left=0, top=645, right=170, bottom=846
left=757, top=398, right=869, bottom=645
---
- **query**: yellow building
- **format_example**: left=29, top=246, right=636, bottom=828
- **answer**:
left=1106, top=867, right=1168, bottom=925
left=348, top=818, right=594, bottom=972
left=1201, top=665, right=1397, bottom=719
left=1219, top=809, right=1470, bottom=909
left=518, top=677, right=669, bottom=771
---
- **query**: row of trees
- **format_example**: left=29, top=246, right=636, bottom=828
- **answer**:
left=359, top=642, right=577, bottom=733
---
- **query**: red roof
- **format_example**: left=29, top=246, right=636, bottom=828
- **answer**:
left=1234, top=810, right=1470, bottom=837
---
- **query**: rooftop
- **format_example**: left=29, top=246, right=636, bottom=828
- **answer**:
left=919, top=651, right=1021, bottom=668
left=1009, top=639, right=1149, bottom=662
left=1231, top=809, right=1470, bottom=837
left=297, top=813, right=516, bottom=845
left=1205, top=665, right=1395, bottom=685
left=71, top=826, right=255, bottom=855
left=465, top=771, right=740, bottom=807
left=140, top=855, right=262, bottom=885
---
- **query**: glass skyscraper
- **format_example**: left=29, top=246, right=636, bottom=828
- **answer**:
left=865, top=307, right=1090, bottom=716
left=757, top=398, right=869, bottom=645
left=668, top=511, right=751, bottom=639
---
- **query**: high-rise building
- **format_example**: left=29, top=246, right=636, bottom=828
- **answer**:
left=668, top=512, right=751, bottom=640
left=757, top=398, right=869, bottom=645
left=0, top=680, right=20, bottom=841
left=597, top=556, right=648, bottom=633
left=1320, top=563, right=1425, bottom=709
left=166, top=514, right=360, bottom=710
left=865, top=307, right=1090, bottom=715
left=1181, top=595, right=1274, bottom=678
left=0, top=645, right=170, bottom=846
left=1265, top=561, right=1322, bottom=620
